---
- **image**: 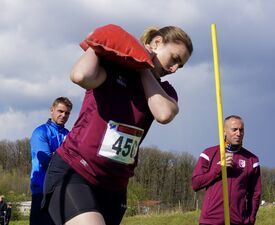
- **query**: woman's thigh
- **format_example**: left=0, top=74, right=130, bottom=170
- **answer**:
left=65, top=211, right=105, bottom=225
left=48, top=182, right=127, bottom=225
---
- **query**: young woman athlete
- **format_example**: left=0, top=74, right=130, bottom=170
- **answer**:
left=42, top=24, right=193, bottom=225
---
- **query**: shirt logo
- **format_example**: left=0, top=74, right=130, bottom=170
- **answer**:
left=116, top=76, right=127, bottom=87
left=239, top=159, right=246, bottom=168
left=80, top=159, right=88, bottom=167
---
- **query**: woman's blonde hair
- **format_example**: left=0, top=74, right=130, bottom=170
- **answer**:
left=140, top=26, right=193, bottom=55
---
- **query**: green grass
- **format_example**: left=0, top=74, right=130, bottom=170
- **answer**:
left=8, top=205, right=275, bottom=225
left=254, top=205, right=275, bottom=225
left=9, top=221, right=28, bottom=225
left=120, top=205, right=275, bottom=225
left=120, top=210, right=200, bottom=225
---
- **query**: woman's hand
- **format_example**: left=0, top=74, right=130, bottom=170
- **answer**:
left=144, top=44, right=161, bottom=79
left=140, top=69, right=179, bottom=124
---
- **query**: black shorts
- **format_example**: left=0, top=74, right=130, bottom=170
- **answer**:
left=42, top=153, right=127, bottom=225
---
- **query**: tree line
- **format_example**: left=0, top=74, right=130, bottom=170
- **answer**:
left=0, top=139, right=274, bottom=216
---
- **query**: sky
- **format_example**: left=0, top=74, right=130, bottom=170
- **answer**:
left=0, top=0, right=274, bottom=168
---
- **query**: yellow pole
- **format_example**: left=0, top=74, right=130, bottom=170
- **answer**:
left=211, top=24, right=230, bottom=225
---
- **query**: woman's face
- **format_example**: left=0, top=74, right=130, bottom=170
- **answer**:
left=150, top=36, right=190, bottom=78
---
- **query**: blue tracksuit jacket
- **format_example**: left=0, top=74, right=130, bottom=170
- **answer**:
left=30, top=119, right=69, bottom=194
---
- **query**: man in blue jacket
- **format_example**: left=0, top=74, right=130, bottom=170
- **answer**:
left=30, top=97, right=73, bottom=225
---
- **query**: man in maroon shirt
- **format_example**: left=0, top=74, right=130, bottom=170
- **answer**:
left=192, top=115, right=261, bottom=225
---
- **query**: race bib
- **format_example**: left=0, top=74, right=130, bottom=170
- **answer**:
left=98, top=120, right=144, bottom=164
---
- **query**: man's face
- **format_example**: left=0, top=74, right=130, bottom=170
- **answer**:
left=50, top=103, right=71, bottom=126
left=224, top=118, right=244, bottom=145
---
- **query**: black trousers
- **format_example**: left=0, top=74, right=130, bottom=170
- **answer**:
left=30, top=193, right=54, bottom=225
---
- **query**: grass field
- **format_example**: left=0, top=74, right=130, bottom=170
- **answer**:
left=120, top=205, right=275, bottom=225
left=9, top=205, right=275, bottom=225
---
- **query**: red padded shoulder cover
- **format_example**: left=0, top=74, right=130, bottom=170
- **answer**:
left=80, top=24, right=154, bottom=69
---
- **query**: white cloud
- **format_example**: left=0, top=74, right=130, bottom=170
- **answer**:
left=0, top=107, right=78, bottom=141
left=0, top=0, right=274, bottom=167
left=0, top=108, right=40, bottom=139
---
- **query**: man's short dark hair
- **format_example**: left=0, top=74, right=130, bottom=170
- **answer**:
left=52, top=97, right=73, bottom=110
left=224, top=115, right=242, bottom=123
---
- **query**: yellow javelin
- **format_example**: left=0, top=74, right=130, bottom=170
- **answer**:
left=211, top=24, right=230, bottom=225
